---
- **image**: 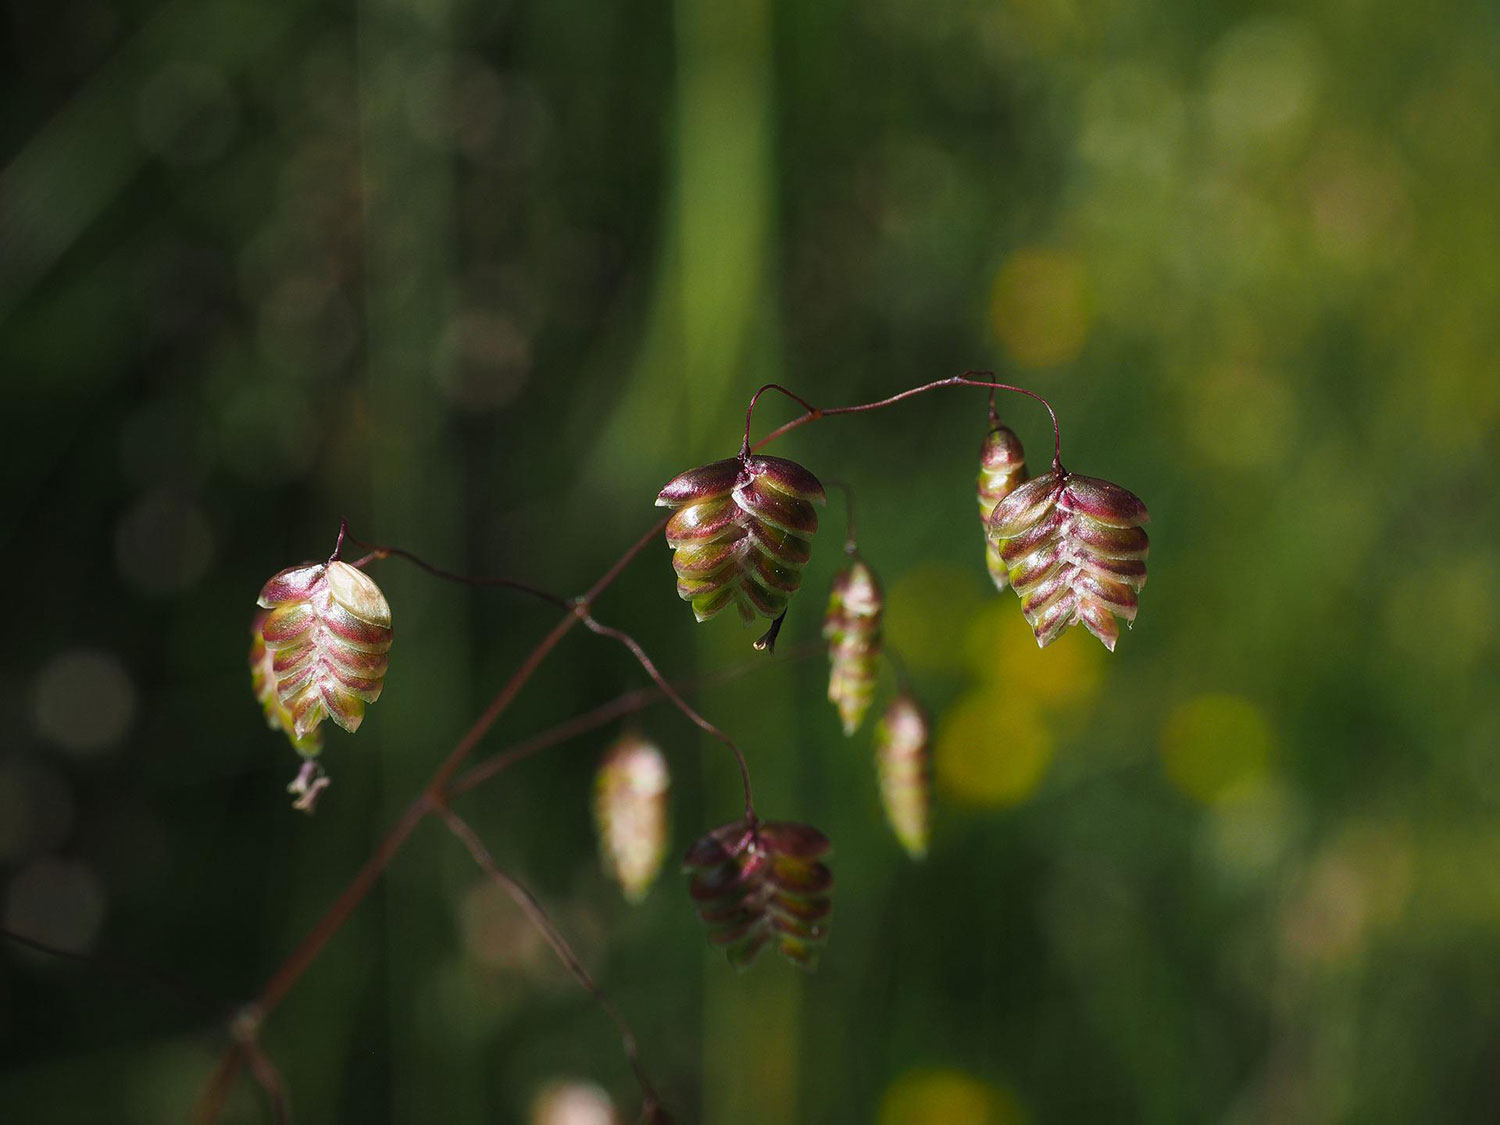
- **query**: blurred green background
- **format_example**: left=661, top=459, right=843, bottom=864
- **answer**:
left=4, top=0, right=1500, bottom=1120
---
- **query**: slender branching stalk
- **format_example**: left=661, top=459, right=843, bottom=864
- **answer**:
left=200, top=372, right=1072, bottom=1122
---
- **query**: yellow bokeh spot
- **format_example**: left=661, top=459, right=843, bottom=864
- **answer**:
left=885, top=563, right=987, bottom=673
left=1159, top=694, right=1275, bottom=804
left=878, top=1068, right=1024, bottom=1125
left=989, top=247, right=1092, bottom=369
left=937, top=690, right=1054, bottom=807
left=964, top=601, right=1102, bottom=712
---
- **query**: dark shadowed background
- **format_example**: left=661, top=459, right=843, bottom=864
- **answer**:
left=4, top=0, right=1500, bottom=1121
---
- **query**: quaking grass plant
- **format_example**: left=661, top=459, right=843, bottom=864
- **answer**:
left=205, top=373, right=1151, bottom=1123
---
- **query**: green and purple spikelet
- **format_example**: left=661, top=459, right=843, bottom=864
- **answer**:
left=656, top=456, right=826, bottom=627
left=254, top=560, right=394, bottom=737
left=823, top=558, right=883, bottom=734
left=684, top=819, right=832, bottom=970
left=874, top=693, right=931, bottom=859
left=986, top=471, right=1149, bottom=651
left=976, top=424, right=1029, bottom=591
left=593, top=734, right=671, bottom=904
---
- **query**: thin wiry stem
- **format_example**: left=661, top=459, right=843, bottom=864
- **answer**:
left=740, top=382, right=820, bottom=459
left=434, top=804, right=662, bottom=1117
left=450, top=640, right=820, bottom=800
left=823, top=480, right=858, bottom=555
left=752, top=372, right=1064, bottom=472
left=199, top=369, right=1060, bottom=1122
left=240, top=1037, right=293, bottom=1125
left=579, top=612, right=757, bottom=821
left=1, top=924, right=219, bottom=1019
left=346, top=534, right=573, bottom=610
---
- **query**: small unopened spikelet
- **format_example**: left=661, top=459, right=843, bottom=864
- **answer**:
left=987, top=470, right=1149, bottom=650
left=593, top=734, right=671, bottom=903
left=255, top=560, right=393, bottom=737
left=655, top=455, right=826, bottom=642
left=822, top=558, right=883, bottom=734
left=976, top=424, right=1028, bottom=591
left=684, top=819, right=832, bottom=970
left=874, top=693, right=930, bottom=859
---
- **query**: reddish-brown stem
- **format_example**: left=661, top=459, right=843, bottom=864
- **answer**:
left=1, top=923, right=219, bottom=1018
left=194, top=1044, right=248, bottom=1125
left=329, top=518, right=348, bottom=563
left=434, top=804, right=661, bottom=1116
left=579, top=612, right=756, bottom=821
left=740, top=383, right=820, bottom=458
left=450, top=641, right=820, bottom=800
left=202, top=370, right=1059, bottom=1121
left=752, top=372, right=1065, bottom=473
left=255, top=792, right=434, bottom=1020
left=241, top=1037, right=293, bottom=1125
left=345, top=535, right=573, bottom=610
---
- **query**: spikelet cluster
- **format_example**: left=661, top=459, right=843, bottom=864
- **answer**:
left=655, top=456, right=826, bottom=627
left=976, top=424, right=1029, bottom=591
left=593, top=734, right=671, bottom=903
left=874, top=693, right=931, bottom=859
left=822, top=559, right=883, bottom=734
left=254, top=560, right=393, bottom=737
left=986, top=470, right=1149, bottom=650
left=250, top=611, right=324, bottom=756
left=684, top=819, right=832, bottom=970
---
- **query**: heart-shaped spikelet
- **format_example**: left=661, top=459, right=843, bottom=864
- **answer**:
left=823, top=558, right=883, bottom=734
left=656, top=456, right=826, bottom=628
left=255, top=560, right=393, bottom=737
left=976, top=424, right=1028, bottom=591
left=986, top=471, right=1149, bottom=651
left=684, top=819, right=832, bottom=970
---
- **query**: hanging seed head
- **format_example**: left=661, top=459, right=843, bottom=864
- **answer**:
left=875, top=693, right=931, bottom=859
left=976, top=424, right=1029, bottom=592
left=593, top=734, right=671, bottom=903
left=822, top=558, right=884, bottom=734
left=656, top=456, right=826, bottom=631
left=255, top=560, right=393, bottom=737
left=249, top=610, right=324, bottom=756
left=683, top=818, right=833, bottom=970
left=986, top=470, right=1149, bottom=651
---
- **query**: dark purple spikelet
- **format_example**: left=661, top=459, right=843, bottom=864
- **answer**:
left=822, top=558, right=883, bottom=734
left=655, top=456, right=826, bottom=628
left=976, top=424, right=1029, bottom=591
left=986, top=470, right=1149, bottom=651
left=683, top=818, right=832, bottom=970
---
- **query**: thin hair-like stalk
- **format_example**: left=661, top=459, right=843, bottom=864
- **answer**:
left=579, top=611, right=757, bottom=821
left=200, top=369, right=1068, bottom=1122
left=750, top=372, right=1065, bottom=473
left=435, top=803, right=662, bottom=1117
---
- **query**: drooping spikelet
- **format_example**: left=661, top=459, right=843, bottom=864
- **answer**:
left=255, top=560, right=393, bottom=737
left=874, top=693, right=930, bottom=859
left=655, top=456, right=826, bottom=627
left=684, top=818, right=832, bottom=970
left=250, top=610, right=323, bottom=756
left=976, top=424, right=1029, bottom=591
left=986, top=470, right=1149, bottom=651
left=593, top=734, right=671, bottom=903
left=822, top=558, right=883, bottom=734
